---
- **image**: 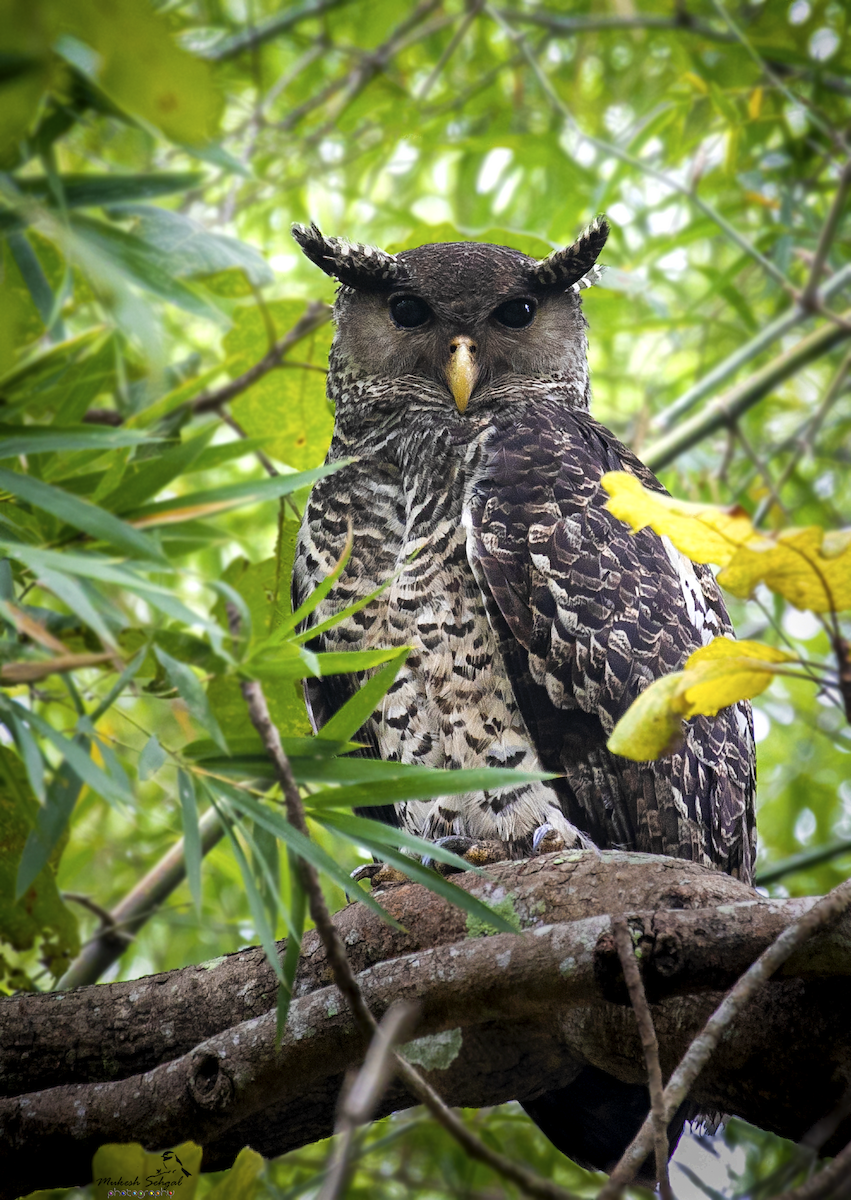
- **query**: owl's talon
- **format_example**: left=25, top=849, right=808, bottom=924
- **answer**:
left=349, top=862, right=409, bottom=891
left=350, top=863, right=384, bottom=883
left=532, top=823, right=566, bottom=855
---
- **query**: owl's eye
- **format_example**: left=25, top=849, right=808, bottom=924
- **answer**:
left=390, top=295, right=432, bottom=329
left=493, top=298, right=537, bottom=329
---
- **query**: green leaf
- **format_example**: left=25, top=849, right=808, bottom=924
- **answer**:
left=0, top=696, right=132, bottom=807
left=15, top=171, right=203, bottom=208
left=213, top=781, right=399, bottom=926
left=318, top=651, right=410, bottom=741
left=125, top=461, right=346, bottom=524
left=102, top=427, right=216, bottom=514
left=318, top=811, right=518, bottom=934
left=0, top=467, right=169, bottom=565
left=0, top=424, right=159, bottom=459
left=17, top=754, right=82, bottom=900
left=139, top=734, right=166, bottom=782
left=53, top=0, right=223, bottom=145
left=71, top=216, right=226, bottom=323
left=304, top=763, right=553, bottom=810
left=119, top=206, right=273, bottom=287
left=154, top=645, right=228, bottom=753
left=0, top=746, right=80, bottom=989
left=178, top=769, right=202, bottom=915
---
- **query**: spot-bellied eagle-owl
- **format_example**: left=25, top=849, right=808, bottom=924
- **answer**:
left=291, top=218, right=756, bottom=1175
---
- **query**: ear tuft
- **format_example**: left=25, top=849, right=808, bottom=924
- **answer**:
left=291, top=222, right=408, bottom=292
left=529, top=216, right=610, bottom=292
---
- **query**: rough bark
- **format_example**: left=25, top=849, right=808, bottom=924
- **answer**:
left=2, top=850, right=850, bottom=1199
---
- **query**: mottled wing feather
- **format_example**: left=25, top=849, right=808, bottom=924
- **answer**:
left=466, top=403, right=756, bottom=881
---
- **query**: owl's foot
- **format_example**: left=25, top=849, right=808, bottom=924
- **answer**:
left=422, top=835, right=508, bottom=874
left=350, top=862, right=409, bottom=889
left=532, top=822, right=597, bottom=855
left=532, top=823, right=566, bottom=855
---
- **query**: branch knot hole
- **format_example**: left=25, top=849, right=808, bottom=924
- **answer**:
left=188, top=1051, right=234, bottom=1111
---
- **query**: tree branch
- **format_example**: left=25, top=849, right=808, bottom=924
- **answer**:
left=4, top=857, right=851, bottom=1197
left=600, top=879, right=851, bottom=1195
left=612, top=917, right=671, bottom=1199
left=643, top=307, right=851, bottom=471
left=191, top=301, right=332, bottom=414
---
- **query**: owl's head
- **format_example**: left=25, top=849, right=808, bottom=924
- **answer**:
left=292, top=219, right=608, bottom=414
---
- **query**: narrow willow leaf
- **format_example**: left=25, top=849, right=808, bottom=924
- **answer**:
left=17, top=172, right=203, bottom=208
left=71, top=217, right=226, bottom=323
left=278, top=858, right=307, bottom=1037
left=138, top=735, right=166, bottom=782
left=155, top=646, right=228, bottom=753
left=37, top=565, right=118, bottom=649
left=316, top=652, right=410, bottom=743
left=213, top=780, right=400, bottom=926
left=16, top=755, right=83, bottom=899
left=0, top=543, right=220, bottom=634
left=0, top=468, right=169, bottom=565
left=0, top=424, right=159, bottom=459
left=301, top=764, right=553, bottom=810
left=206, top=789, right=285, bottom=983
left=244, top=645, right=402, bottom=682
left=102, top=427, right=216, bottom=514
left=178, top=769, right=202, bottom=915
left=183, top=735, right=356, bottom=761
left=125, top=461, right=344, bottom=523
left=318, top=811, right=518, bottom=934
left=0, top=697, right=132, bottom=806
left=89, top=646, right=149, bottom=723
left=7, top=707, right=46, bottom=803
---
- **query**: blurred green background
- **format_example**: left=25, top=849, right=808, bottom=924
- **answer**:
left=1, top=0, right=850, bottom=1196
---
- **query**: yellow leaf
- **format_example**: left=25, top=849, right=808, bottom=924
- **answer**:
left=601, top=472, right=757, bottom=566
left=686, top=636, right=796, bottom=667
left=606, top=672, right=688, bottom=760
left=748, top=86, right=764, bottom=119
left=677, top=656, right=779, bottom=716
left=609, top=636, right=799, bottom=761
left=718, top=526, right=851, bottom=612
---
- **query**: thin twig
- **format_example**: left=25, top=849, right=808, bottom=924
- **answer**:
left=231, top=610, right=586, bottom=1200
left=612, top=918, right=671, bottom=1200
left=495, top=6, right=737, bottom=44
left=753, top=350, right=851, bottom=526
left=489, top=4, right=790, bottom=288
left=207, top=0, right=356, bottom=62
left=801, top=159, right=851, bottom=311
left=221, top=411, right=279, bottom=480
left=318, top=1002, right=420, bottom=1200
left=653, top=263, right=851, bottom=430
left=192, top=301, right=332, bottom=414
left=417, top=0, right=485, bottom=100
left=599, top=879, right=851, bottom=1197
left=643, top=307, right=851, bottom=471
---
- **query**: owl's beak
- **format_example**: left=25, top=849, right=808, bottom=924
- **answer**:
left=446, top=336, right=478, bottom=414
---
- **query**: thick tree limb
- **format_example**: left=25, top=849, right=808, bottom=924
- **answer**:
left=3, top=854, right=851, bottom=1199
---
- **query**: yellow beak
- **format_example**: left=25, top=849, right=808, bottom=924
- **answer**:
left=445, top=336, right=478, bottom=414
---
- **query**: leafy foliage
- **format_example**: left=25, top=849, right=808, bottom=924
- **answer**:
left=1, top=0, right=850, bottom=1195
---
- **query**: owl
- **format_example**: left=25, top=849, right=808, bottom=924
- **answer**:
left=291, top=219, right=756, bottom=1175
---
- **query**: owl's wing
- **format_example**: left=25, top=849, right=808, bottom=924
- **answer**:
left=465, top=403, right=755, bottom=881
